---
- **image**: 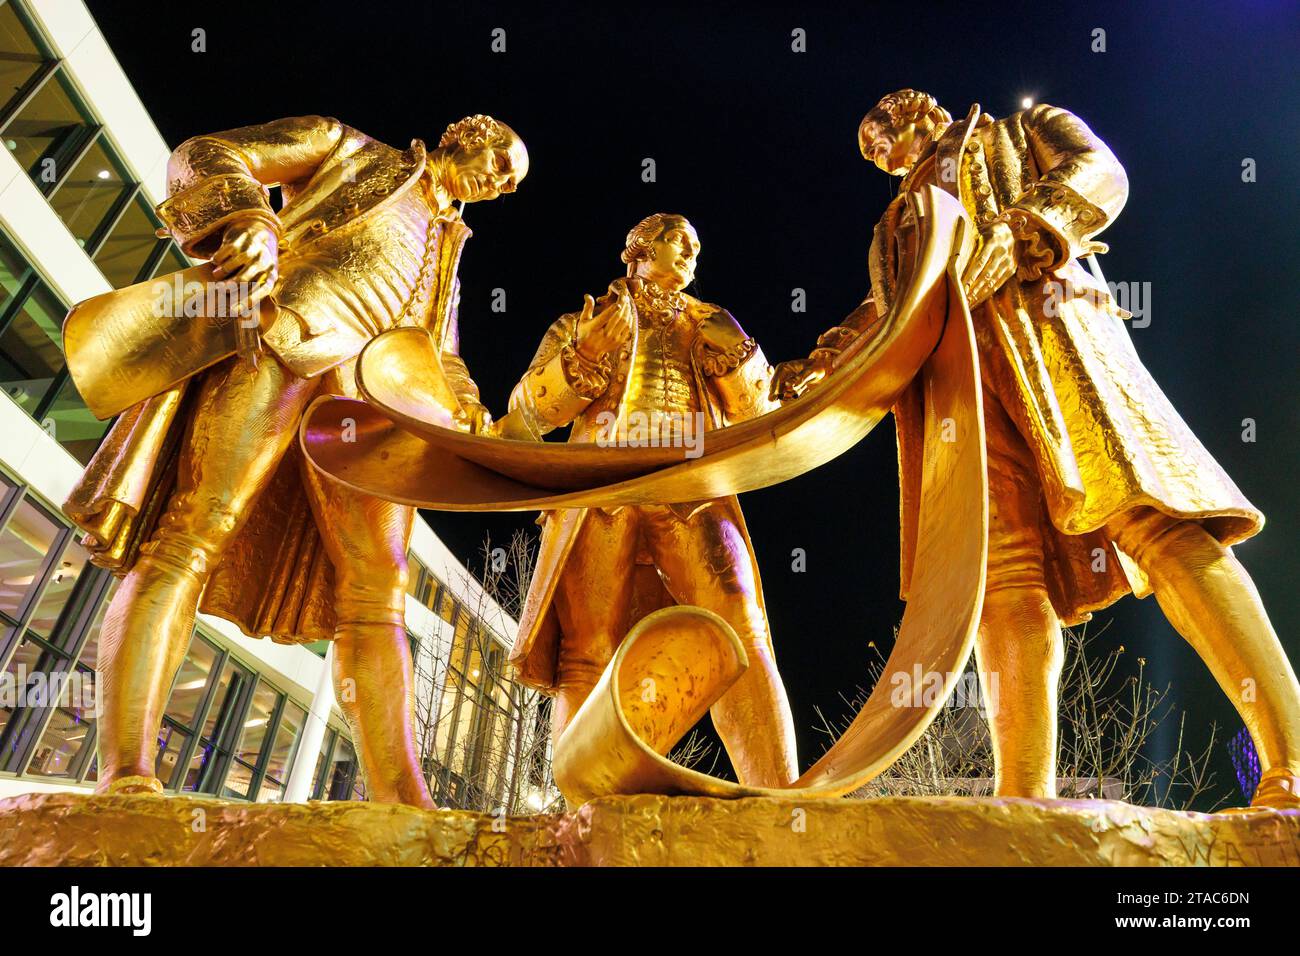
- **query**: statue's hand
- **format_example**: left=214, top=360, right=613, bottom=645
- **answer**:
left=455, top=401, right=494, bottom=435
left=770, top=353, right=832, bottom=402
left=575, top=281, right=633, bottom=362
left=962, top=220, right=1017, bottom=307
left=212, top=215, right=280, bottom=306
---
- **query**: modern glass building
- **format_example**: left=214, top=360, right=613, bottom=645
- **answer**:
left=0, top=0, right=555, bottom=812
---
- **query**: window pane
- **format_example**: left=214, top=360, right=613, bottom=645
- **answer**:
left=75, top=580, right=115, bottom=671
left=255, top=774, right=283, bottom=803
left=405, top=556, right=425, bottom=599
left=42, top=371, right=109, bottom=464
left=324, top=736, right=358, bottom=801
left=182, top=737, right=213, bottom=792
left=1, top=69, right=91, bottom=181
left=49, top=136, right=130, bottom=248
left=0, top=232, right=35, bottom=306
left=0, top=3, right=51, bottom=118
left=0, top=496, right=62, bottom=619
left=436, top=585, right=457, bottom=624
left=0, top=631, right=40, bottom=738
left=150, top=244, right=187, bottom=279
left=91, top=195, right=160, bottom=288
left=199, top=657, right=247, bottom=742
left=154, top=722, right=190, bottom=789
left=24, top=533, right=89, bottom=641
left=310, top=730, right=335, bottom=796
left=0, top=280, right=68, bottom=415
left=263, top=700, right=305, bottom=785
left=27, top=669, right=96, bottom=778
left=221, top=758, right=254, bottom=800
left=165, top=633, right=216, bottom=729
left=235, top=681, right=280, bottom=766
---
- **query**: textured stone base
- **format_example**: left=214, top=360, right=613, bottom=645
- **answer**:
left=1, top=792, right=1297, bottom=866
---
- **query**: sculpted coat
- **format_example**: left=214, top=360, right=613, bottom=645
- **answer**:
left=840, top=103, right=1260, bottom=623
left=63, top=116, right=482, bottom=643
left=506, top=291, right=779, bottom=690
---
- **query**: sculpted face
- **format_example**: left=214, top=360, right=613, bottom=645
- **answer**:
left=446, top=133, right=529, bottom=202
left=859, top=113, right=938, bottom=176
left=635, top=218, right=700, bottom=292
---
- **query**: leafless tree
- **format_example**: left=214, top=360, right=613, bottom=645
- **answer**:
left=411, top=529, right=564, bottom=814
left=814, top=624, right=1227, bottom=810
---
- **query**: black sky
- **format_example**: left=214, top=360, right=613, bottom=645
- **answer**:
left=86, top=0, right=1300, bottom=806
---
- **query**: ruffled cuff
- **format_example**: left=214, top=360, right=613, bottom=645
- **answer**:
left=814, top=325, right=861, bottom=354
left=698, top=336, right=758, bottom=377
left=559, top=344, right=613, bottom=399
left=1004, top=179, right=1109, bottom=276
left=157, top=174, right=279, bottom=259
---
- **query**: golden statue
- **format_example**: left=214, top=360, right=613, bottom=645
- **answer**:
left=496, top=213, right=800, bottom=787
left=60, top=113, right=528, bottom=806
left=773, top=90, right=1300, bottom=809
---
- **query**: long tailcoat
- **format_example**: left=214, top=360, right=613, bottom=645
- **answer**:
left=506, top=292, right=778, bottom=691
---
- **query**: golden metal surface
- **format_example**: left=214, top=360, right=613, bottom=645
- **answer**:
left=3, top=792, right=1296, bottom=867
left=62, top=264, right=248, bottom=419
left=300, top=185, right=968, bottom=507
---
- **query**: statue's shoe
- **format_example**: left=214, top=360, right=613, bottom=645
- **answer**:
left=96, top=774, right=165, bottom=796
left=1250, top=769, right=1300, bottom=810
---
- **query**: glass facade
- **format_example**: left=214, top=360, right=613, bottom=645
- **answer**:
left=0, top=467, right=328, bottom=800
left=0, top=0, right=183, bottom=290
left=407, top=553, right=537, bottom=810
left=0, top=227, right=107, bottom=463
left=0, top=0, right=192, bottom=468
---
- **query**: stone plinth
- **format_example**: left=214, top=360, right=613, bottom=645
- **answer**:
left=1, top=792, right=1296, bottom=867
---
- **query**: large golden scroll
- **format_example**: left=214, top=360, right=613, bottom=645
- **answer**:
left=62, top=264, right=250, bottom=420
left=301, top=185, right=987, bottom=802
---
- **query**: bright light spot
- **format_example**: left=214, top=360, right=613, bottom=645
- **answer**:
left=1021, top=97, right=1034, bottom=109
left=96, top=169, right=111, bottom=180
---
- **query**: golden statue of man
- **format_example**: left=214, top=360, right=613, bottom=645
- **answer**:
left=500, top=213, right=799, bottom=787
left=64, top=114, right=528, bottom=806
left=774, top=90, right=1300, bottom=808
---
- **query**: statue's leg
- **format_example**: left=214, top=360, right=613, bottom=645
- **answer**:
left=298, top=459, right=432, bottom=808
left=644, top=501, right=799, bottom=788
left=975, top=394, right=1063, bottom=799
left=1108, top=508, right=1300, bottom=808
left=95, top=355, right=317, bottom=793
left=550, top=508, right=639, bottom=741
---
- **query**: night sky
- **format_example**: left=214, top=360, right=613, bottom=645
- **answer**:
left=87, top=0, right=1299, bottom=806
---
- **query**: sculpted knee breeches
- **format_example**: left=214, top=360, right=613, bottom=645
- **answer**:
left=552, top=500, right=798, bottom=788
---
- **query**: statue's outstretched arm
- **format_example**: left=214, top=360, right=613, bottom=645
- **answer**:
left=504, top=311, right=611, bottom=439
left=1002, top=103, right=1129, bottom=271
left=158, top=115, right=344, bottom=258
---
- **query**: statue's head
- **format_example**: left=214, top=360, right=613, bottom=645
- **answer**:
left=436, top=114, right=529, bottom=202
left=858, top=89, right=952, bottom=176
left=621, top=213, right=699, bottom=292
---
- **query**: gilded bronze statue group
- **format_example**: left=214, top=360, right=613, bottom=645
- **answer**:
left=61, top=90, right=1300, bottom=812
